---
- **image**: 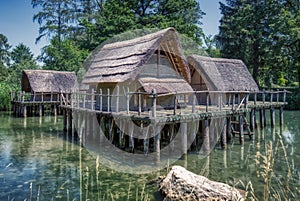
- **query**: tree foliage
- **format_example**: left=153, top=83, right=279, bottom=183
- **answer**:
left=216, top=0, right=299, bottom=89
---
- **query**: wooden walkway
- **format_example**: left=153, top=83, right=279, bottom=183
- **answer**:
left=58, top=89, right=288, bottom=159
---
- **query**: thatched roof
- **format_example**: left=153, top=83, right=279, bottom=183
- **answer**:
left=81, top=28, right=191, bottom=92
left=187, top=55, right=259, bottom=91
left=22, top=70, right=78, bottom=93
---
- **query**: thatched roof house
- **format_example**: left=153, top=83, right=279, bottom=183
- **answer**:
left=81, top=27, right=193, bottom=110
left=81, top=27, right=191, bottom=92
left=187, top=55, right=259, bottom=92
left=22, top=70, right=78, bottom=93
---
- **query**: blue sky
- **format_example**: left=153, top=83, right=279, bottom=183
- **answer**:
left=0, top=0, right=223, bottom=58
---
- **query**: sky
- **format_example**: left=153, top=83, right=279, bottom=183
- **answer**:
left=0, top=0, right=223, bottom=58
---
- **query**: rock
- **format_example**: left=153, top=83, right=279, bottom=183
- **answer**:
left=159, top=166, right=244, bottom=201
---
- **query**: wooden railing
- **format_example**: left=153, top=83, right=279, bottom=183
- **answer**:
left=62, top=88, right=288, bottom=117
left=10, top=91, right=71, bottom=103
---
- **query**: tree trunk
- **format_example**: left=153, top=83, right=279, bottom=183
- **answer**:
left=160, top=166, right=244, bottom=201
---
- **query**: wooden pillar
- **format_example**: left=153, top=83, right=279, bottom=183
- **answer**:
left=226, top=117, right=232, bottom=142
left=239, top=115, right=244, bottom=144
left=279, top=106, right=284, bottom=126
left=63, top=109, right=67, bottom=132
left=154, top=125, right=161, bottom=164
left=221, top=119, right=227, bottom=149
left=181, top=122, right=188, bottom=157
left=23, top=105, right=27, bottom=118
left=128, top=121, right=134, bottom=153
left=68, top=110, right=72, bottom=135
left=39, top=104, right=43, bottom=117
left=202, top=119, right=210, bottom=153
left=259, top=108, right=265, bottom=129
left=250, top=109, right=256, bottom=131
left=270, top=107, right=275, bottom=128
left=53, top=105, right=57, bottom=116
left=143, top=123, right=149, bottom=155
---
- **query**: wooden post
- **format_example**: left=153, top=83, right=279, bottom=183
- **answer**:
left=83, top=91, right=86, bottom=109
left=22, top=91, right=25, bottom=102
left=99, top=89, right=102, bottom=111
left=276, top=89, right=279, bottom=102
left=68, top=110, right=72, bottom=135
left=283, top=89, right=287, bottom=103
left=173, top=93, right=177, bottom=115
left=116, top=86, right=119, bottom=113
left=279, top=106, right=284, bottom=126
left=53, top=105, right=57, bottom=116
left=202, top=119, right=210, bottom=153
left=128, top=121, right=134, bottom=153
left=152, top=89, right=157, bottom=118
left=206, top=92, right=209, bottom=112
left=250, top=109, right=255, bottom=131
left=262, top=90, right=265, bottom=104
left=138, top=90, right=141, bottom=115
left=221, top=119, right=227, bottom=149
left=181, top=122, right=188, bottom=157
left=41, top=92, right=44, bottom=102
left=126, top=87, right=130, bottom=114
left=270, top=107, right=275, bottom=128
left=91, top=89, right=95, bottom=110
left=63, top=109, right=67, bottom=132
left=39, top=104, right=43, bottom=117
left=239, top=115, right=244, bottom=144
left=107, top=88, right=110, bottom=112
left=259, top=108, right=264, bottom=128
left=232, top=93, right=235, bottom=111
left=226, top=117, right=232, bottom=142
left=254, top=93, right=257, bottom=106
left=154, top=125, right=161, bottom=164
left=192, top=92, right=196, bottom=113
left=23, top=105, right=27, bottom=118
left=142, top=123, right=149, bottom=155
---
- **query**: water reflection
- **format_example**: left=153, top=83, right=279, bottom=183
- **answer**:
left=0, top=111, right=299, bottom=200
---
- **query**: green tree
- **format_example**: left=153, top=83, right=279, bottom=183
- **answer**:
left=9, top=43, right=39, bottom=87
left=40, top=36, right=88, bottom=73
left=216, top=0, right=299, bottom=88
left=32, top=0, right=78, bottom=43
left=0, top=33, right=11, bottom=82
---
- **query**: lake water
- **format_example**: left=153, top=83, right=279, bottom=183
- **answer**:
left=0, top=110, right=299, bottom=200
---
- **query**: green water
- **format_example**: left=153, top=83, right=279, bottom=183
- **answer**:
left=0, top=111, right=299, bottom=200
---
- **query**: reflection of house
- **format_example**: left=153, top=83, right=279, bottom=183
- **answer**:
left=81, top=28, right=192, bottom=111
left=22, top=70, right=78, bottom=101
left=187, top=55, right=259, bottom=104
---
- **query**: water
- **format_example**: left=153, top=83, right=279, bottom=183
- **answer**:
left=0, top=111, right=299, bottom=200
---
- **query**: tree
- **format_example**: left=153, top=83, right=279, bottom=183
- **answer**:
left=32, top=0, right=78, bottom=43
left=40, top=36, right=88, bottom=73
left=9, top=43, right=39, bottom=86
left=0, top=33, right=11, bottom=67
left=216, top=0, right=299, bottom=88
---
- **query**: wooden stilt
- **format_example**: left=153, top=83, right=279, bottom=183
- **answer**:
left=279, top=106, right=284, bottom=126
left=23, top=105, right=27, bottom=118
left=259, top=108, right=264, bottom=129
left=221, top=118, right=227, bottom=149
left=250, top=109, right=255, bottom=131
left=128, top=121, right=134, bottom=152
left=226, top=117, right=232, bottom=143
left=39, top=104, right=43, bottom=117
left=68, top=110, right=72, bottom=135
left=239, top=115, right=244, bottom=144
left=263, top=108, right=267, bottom=128
left=181, top=122, right=188, bottom=157
left=143, top=123, right=149, bottom=155
left=202, top=119, right=210, bottom=153
left=154, top=125, right=161, bottom=164
left=63, top=109, right=67, bottom=132
left=270, top=107, right=275, bottom=128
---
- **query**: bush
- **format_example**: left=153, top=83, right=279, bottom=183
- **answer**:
left=0, top=82, right=15, bottom=111
left=285, top=88, right=300, bottom=110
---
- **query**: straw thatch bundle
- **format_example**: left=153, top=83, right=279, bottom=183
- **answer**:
left=188, top=55, right=259, bottom=91
left=22, top=70, right=78, bottom=93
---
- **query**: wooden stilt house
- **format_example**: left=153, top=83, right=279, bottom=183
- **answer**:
left=22, top=70, right=78, bottom=101
left=81, top=27, right=193, bottom=111
left=187, top=55, right=259, bottom=104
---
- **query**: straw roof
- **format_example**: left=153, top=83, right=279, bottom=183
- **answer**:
left=81, top=28, right=190, bottom=88
left=188, top=55, right=259, bottom=91
left=22, top=70, right=78, bottom=93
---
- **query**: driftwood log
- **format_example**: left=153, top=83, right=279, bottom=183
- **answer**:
left=159, top=166, right=244, bottom=201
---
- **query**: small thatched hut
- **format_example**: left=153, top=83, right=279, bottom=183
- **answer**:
left=22, top=70, right=78, bottom=101
left=187, top=55, right=259, bottom=104
left=81, top=27, right=192, bottom=111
